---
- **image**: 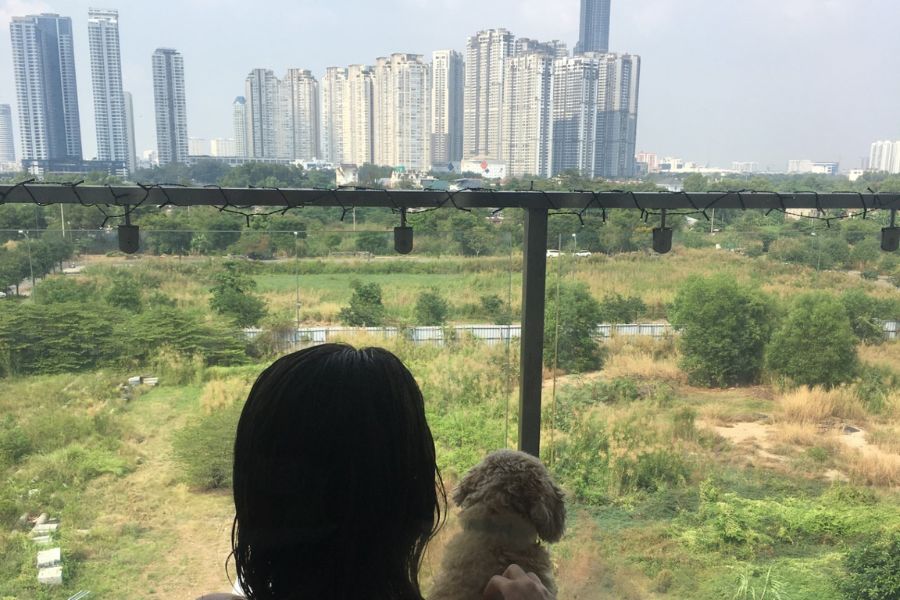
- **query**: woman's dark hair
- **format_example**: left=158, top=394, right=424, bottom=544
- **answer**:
left=231, top=344, right=445, bottom=600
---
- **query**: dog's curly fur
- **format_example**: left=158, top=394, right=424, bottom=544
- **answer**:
left=429, top=450, right=566, bottom=600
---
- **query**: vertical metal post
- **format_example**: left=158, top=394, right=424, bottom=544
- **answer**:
left=518, top=207, right=548, bottom=457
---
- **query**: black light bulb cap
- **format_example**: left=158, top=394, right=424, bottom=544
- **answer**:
left=652, top=227, right=673, bottom=254
left=882, top=227, right=900, bottom=252
left=394, top=226, right=413, bottom=254
left=118, top=224, right=140, bottom=254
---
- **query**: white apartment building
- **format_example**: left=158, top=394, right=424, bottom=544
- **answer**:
left=124, top=91, right=137, bottom=173
left=245, top=68, right=279, bottom=158
left=373, top=54, right=430, bottom=170
left=869, top=140, right=900, bottom=174
left=787, top=159, right=839, bottom=175
left=501, top=52, right=554, bottom=177
left=342, top=65, right=375, bottom=166
left=464, top=29, right=515, bottom=161
left=278, top=69, right=320, bottom=161
left=321, top=67, right=348, bottom=164
left=210, top=138, right=236, bottom=157
left=189, top=138, right=211, bottom=155
left=431, top=50, right=464, bottom=167
left=0, top=104, right=17, bottom=167
left=88, top=9, right=129, bottom=166
left=597, top=53, right=640, bottom=178
left=152, top=48, right=189, bottom=165
left=232, top=96, right=248, bottom=158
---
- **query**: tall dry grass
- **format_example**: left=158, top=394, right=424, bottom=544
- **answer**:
left=199, top=378, right=251, bottom=414
left=843, top=451, right=900, bottom=487
left=601, top=336, right=685, bottom=383
left=770, top=423, right=842, bottom=452
left=775, top=386, right=868, bottom=425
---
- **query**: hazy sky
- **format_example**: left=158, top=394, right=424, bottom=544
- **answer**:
left=1, top=0, right=898, bottom=171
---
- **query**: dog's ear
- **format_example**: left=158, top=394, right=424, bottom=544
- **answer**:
left=529, top=476, right=566, bottom=543
left=452, top=461, right=490, bottom=507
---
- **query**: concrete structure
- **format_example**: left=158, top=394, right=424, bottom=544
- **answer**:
left=210, top=138, right=236, bottom=156
left=732, top=161, right=759, bottom=173
left=464, top=29, right=515, bottom=161
left=152, top=48, right=188, bottom=165
left=576, top=0, right=611, bottom=54
left=0, top=104, right=15, bottom=167
left=123, top=91, right=136, bottom=173
left=245, top=68, right=278, bottom=158
left=37, top=548, right=61, bottom=569
left=189, top=137, right=211, bottom=155
left=869, top=140, right=900, bottom=173
left=232, top=96, right=248, bottom=158
left=321, top=67, right=348, bottom=163
left=430, top=50, right=464, bottom=167
left=550, top=52, right=640, bottom=178
left=501, top=52, right=554, bottom=177
left=787, top=159, right=840, bottom=175
left=88, top=9, right=129, bottom=167
left=343, top=65, right=375, bottom=166
left=373, top=54, right=430, bottom=170
left=635, top=151, right=658, bottom=173
left=461, top=157, right=507, bottom=179
left=278, top=69, right=320, bottom=161
left=9, top=14, right=82, bottom=164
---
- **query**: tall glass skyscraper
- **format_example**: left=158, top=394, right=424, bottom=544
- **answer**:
left=575, top=0, right=611, bottom=54
left=88, top=8, right=128, bottom=166
left=152, top=48, right=189, bottom=165
left=9, top=13, right=83, bottom=163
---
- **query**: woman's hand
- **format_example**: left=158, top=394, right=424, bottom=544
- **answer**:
left=483, top=564, right=554, bottom=600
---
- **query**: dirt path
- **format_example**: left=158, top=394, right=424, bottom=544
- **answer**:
left=79, top=386, right=236, bottom=598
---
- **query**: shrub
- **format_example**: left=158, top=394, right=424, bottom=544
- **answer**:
left=544, top=282, right=604, bottom=373
left=597, top=292, right=647, bottom=323
left=768, top=293, right=859, bottom=388
left=672, top=408, right=697, bottom=441
left=479, top=294, right=511, bottom=325
left=209, top=261, right=267, bottom=327
left=172, top=400, right=243, bottom=490
left=105, top=272, right=143, bottom=312
left=338, top=280, right=386, bottom=326
left=841, top=289, right=885, bottom=345
left=669, top=275, right=774, bottom=387
left=35, top=277, right=96, bottom=304
left=840, top=531, right=900, bottom=600
left=415, top=288, right=449, bottom=326
left=0, top=417, right=31, bottom=467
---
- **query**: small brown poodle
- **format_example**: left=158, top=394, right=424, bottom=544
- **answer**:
left=430, top=450, right=566, bottom=600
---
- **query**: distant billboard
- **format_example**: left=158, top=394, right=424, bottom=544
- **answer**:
left=460, top=158, right=507, bottom=180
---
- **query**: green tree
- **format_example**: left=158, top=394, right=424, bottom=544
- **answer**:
left=209, top=262, right=267, bottom=328
left=544, top=282, right=604, bottom=373
left=480, top=294, right=511, bottom=325
left=840, top=289, right=885, bottom=345
left=669, top=275, right=774, bottom=387
left=105, top=272, right=143, bottom=312
left=355, top=231, right=389, bottom=255
left=338, top=281, right=386, bottom=326
left=415, top=289, right=449, bottom=325
left=767, top=292, right=858, bottom=388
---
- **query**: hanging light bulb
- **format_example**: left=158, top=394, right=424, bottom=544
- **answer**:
left=882, top=209, right=899, bottom=252
left=394, top=207, right=413, bottom=254
left=652, top=209, right=673, bottom=254
left=118, top=207, right=140, bottom=254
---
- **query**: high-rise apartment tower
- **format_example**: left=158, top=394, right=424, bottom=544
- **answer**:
left=245, top=68, right=278, bottom=158
left=88, top=8, right=129, bottom=166
left=0, top=105, right=15, bottom=165
left=232, top=96, right=248, bottom=157
left=9, top=13, right=82, bottom=163
left=430, top=50, right=464, bottom=167
left=464, top=29, right=515, bottom=160
left=152, top=48, right=189, bottom=164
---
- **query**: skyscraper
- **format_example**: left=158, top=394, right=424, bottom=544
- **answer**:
left=342, top=64, right=374, bottom=166
left=88, top=8, right=129, bottom=166
left=245, top=68, right=278, bottom=158
left=278, top=69, right=320, bottom=161
left=501, top=52, right=555, bottom=177
left=123, top=91, right=136, bottom=173
left=575, top=0, right=611, bottom=54
left=431, top=50, right=464, bottom=167
left=550, top=52, right=640, bottom=178
left=373, top=53, right=430, bottom=170
left=0, top=105, right=15, bottom=166
left=321, top=67, right=348, bottom=163
left=869, top=140, right=900, bottom=174
left=9, top=13, right=82, bottom=163
left=232, top=96, right=248, bottom=157
left=152, top=48, right=189, bottom=165
left=464, top=29, right=515, bottom=160
left=596, top=53, right=640, bottom=178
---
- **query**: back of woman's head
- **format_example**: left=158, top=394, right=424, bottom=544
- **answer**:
left=231, top=344, right=444, bottom=600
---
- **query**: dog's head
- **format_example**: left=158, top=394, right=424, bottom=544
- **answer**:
left=452, top=450, right=566, bottom=543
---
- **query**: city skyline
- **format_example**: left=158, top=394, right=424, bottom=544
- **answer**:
left=2, top=0, right=899, bottom=170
